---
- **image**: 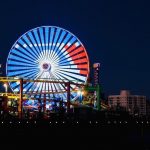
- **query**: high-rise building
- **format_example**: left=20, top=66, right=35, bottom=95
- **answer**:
left=108, top=90, right=146, bottom=116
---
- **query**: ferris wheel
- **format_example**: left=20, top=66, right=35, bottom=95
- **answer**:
left=6, top=26, right=89, bottom=102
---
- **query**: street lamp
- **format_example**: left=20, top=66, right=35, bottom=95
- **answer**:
left=77, top=90, right=84, bottom=102
left=3, top=83, right=8, bottom=95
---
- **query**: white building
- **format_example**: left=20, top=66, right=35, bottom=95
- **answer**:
left=108, top=90, right=146, bottom=116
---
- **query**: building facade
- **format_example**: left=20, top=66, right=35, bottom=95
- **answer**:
left=108, top=90, right=146, bottom=116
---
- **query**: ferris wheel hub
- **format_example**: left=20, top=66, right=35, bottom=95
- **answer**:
left=42, top=62, right=51, bottom=72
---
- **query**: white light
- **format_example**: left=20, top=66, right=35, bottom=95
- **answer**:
left=42, top=43, right=45, bottom=46
left=56, top=43, right=60, bottom=47
left=62, top=48, right=66, bottom=52
left=3, top=83, right=8, bottom=88
left=29, top=44, right=33, bottom=47
left=67, top=42, right=71, bottom=46
left=3, top=83, right=8, bottom=94
left=34, top=44, right=37, bottom=47
left=38, top=44, right=41, bottom=46
left=53, top=43, right=56, bottom=46
left=75, top=42, right=79, bottom=47
left=23, top=88, right=27, bottom=92
left=23, top=44, right=27, bottom=48
left=77, top=90, right=83, bottom=95
left=63, top=51, right=68, bottom=55
left=59, top=43, right=65, bottom=49
left=15, top=44, right=19, bottom=48
left=46, top=43, right=48, bottom=46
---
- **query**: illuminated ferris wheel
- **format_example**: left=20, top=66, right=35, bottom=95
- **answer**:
left=6, top=26, right=89, bottom=101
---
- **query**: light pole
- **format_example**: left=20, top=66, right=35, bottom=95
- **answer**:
left=3, top=83, right=8, bottom=95
left=77, top=90, right=84, bottom=102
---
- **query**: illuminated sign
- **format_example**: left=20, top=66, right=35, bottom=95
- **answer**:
left=93, top=63, right=100, bottom=86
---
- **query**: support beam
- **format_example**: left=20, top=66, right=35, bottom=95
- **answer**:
left=96, top=85, right=101, bottom=111
left=66, top=82, right=70, bottom=113
left=44, top=94, right=46, bottom=113
left=19, top=78, right=23, bottom=118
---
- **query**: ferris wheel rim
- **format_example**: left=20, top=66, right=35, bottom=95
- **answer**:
left=6, top=26, right=90, bottom=101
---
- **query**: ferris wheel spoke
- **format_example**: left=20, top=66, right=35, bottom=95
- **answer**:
left=16, top=40, right=37, bottom=61
left=44, top=27, right=50, bottom=50
left=51, top=28, right=61, bottom=51
left=54, top=73, right=76, bottom=91
left=53, top=83, right=59, bottom=93
left=21, top=70, right=39, bottom=79
left=8, top=53, right=36, bottom=66
left=21, top=35, right=39, bottom=59
left=39, top=27, right=45, bottom=51
left=48, top=83, right=52, bottom=92
left=41, top=82, right=46, bottom=93
left=10, top=82, right=20, bottom=92
left=51, top=83, right=56, bottom=92
left=56, top=43, right=78, bottom=61
left=58, top=47, right=84, bottom=63
left=33, top=29, right=43, bottom=51
left=33, top=82, right=41, bottom=92
left=53, top=30, right=66, bottom=54
left=55, top=39, right=78, bottom=61
left=7, top=66, right=37, bottom=71
left=55, top=71, right=75, bottom=82
left=37, top=81, right=44, bottom=94
left=60, top=51, right=87, bottom=64
left=7, top=68, right=37, bottom=77
left=11, top=48, right=36, bottom=64
left=57, top=70, right=85, bottom=82
left=27, top=32, right=42, bottom=56
left=7, top=60, right=36, bottom=67
left=51, top=74, right=65, bottom=88
left=59, top=67, right=88, bottom=76
left=7, top=70, right=38, bottom=78
left=58, top=68, right=80, bottom=74
left=49, top=27, right=55, bottom=50
left=23, top=82, right=34, bottom=93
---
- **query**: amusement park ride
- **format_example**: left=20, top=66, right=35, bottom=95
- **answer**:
left=0, top=26, right=108, bottom=118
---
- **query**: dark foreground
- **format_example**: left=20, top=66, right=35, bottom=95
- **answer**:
left=0, top=116, right=150, bottom=149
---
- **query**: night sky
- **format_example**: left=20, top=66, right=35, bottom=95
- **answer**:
left=0, top=0, right=150, bottom=97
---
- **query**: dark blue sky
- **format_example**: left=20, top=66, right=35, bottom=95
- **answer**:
left=0, top=0, right=150, bottom=97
